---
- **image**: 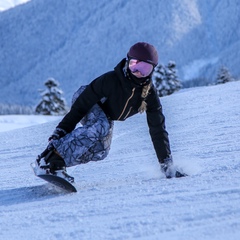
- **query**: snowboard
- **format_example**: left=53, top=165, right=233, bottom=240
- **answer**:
left=31, top=162, right=77, bottom=192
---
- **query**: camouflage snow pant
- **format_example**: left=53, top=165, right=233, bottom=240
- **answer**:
left=52, top=86, right=114, bottom=167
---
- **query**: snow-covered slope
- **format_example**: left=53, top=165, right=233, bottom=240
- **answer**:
left=0, top=114, right=61, bottom=132
left=0, top=81, right=239, bottom=240
left=0, top=0, right=240, bottom=106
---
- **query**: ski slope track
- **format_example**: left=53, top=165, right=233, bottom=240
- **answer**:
left=0, top=81, right=240, bottom=240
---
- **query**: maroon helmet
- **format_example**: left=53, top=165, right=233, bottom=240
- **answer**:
left=127, top=42, right=158, bottom=66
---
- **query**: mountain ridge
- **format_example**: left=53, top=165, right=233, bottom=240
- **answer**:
left=0, top=0, right=239, bottom=106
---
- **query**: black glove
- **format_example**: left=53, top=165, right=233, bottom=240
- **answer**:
left=160, top=156, right=187, bottom=178
left=48, top=128, right=67, bottom=141
left=160, top=156, right=174, bottom=178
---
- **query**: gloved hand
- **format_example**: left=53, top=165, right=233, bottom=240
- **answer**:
left=160, top=156, right=188, bottom=178
left=48, top=128, right=67, bottom=141
left=160, top=156, right=175, bottom=178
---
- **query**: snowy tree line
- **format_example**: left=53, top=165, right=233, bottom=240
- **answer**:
left=0, top=103, right=34, bottom=115
left=0, top=65, right=238, bottom=115
left=35, top=78, right=68, bottom=115
left=0, top=78, right=68, bottom=115
left=183, top=65, right=237, bottom=88
left=153, top=61, right=182, bottom=97
left=215, top=66, right=235, bottom=84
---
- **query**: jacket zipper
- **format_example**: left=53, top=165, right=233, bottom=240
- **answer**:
left=123, top=107, right=132, bottom=120
left=117, top=88, right=135, bottom=120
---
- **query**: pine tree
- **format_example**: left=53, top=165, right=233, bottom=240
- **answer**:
left=153, top=61, right=182, bottom=97
left=35, top=78, right=68, bottom=115
left=153, top=64, right=166, bottom=97
left=216, top=66, right=233, bottom=84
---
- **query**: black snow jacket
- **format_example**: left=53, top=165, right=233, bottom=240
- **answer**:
left=56, top=59, right=171, bottom=163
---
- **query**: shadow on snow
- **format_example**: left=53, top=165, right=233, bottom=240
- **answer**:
left=0, top=184, right=73, bottom=206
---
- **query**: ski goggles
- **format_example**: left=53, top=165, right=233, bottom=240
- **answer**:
left=128, top=59, right=154, bottom=77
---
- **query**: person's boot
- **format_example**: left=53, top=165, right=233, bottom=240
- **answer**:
left=44, top=150, right=66, bottom=174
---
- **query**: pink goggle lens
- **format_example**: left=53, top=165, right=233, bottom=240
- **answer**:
left=129, top=59, right=154, bottom=77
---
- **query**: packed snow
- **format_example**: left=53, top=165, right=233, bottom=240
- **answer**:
left=1, top=0, right=240, bottom=239
left=0, top=81, right=239, bottom=240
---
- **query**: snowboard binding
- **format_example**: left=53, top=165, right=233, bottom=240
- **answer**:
left=31, top=151, right=77, bottom=192
left=32, top=147, right=76, bottom=188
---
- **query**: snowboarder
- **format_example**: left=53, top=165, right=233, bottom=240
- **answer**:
left=37, top=42, right=184, bottom=178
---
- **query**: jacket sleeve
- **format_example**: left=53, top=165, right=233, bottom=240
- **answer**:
left=146, top=87, right=171, bottom=163
left=56, top=75, right=109, bottom=133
